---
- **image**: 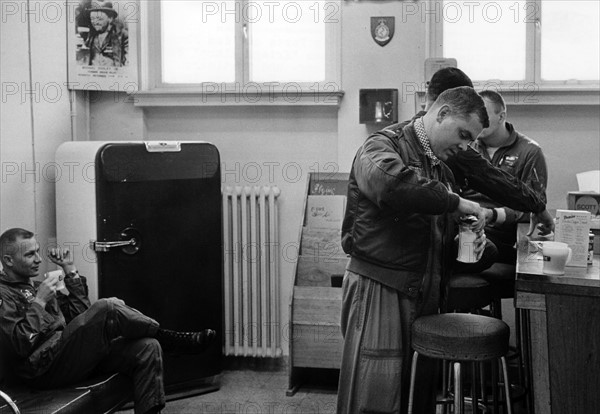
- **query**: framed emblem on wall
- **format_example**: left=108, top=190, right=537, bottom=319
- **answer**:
left=371, top=16, right=395, bottom=47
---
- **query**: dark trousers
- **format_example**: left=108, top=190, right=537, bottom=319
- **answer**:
left=31, top=298, right=165, bottom=414
left=453, top=239, right=499, bottom=275
left=485, top=227, right=517, bottom=265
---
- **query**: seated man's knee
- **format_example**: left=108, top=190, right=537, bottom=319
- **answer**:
left=88, top=297, right=127, bottom=319
left=106, top=297, right=126, bottom=306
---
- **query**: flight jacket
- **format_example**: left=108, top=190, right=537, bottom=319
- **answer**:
left=341, top=122, right=460, bottom=297
left=0, top=272, right=91, bottom=380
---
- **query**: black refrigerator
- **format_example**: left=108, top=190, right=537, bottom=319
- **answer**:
left=56, top=141, right=222, bottom=393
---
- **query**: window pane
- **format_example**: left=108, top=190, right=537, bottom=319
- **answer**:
left=249, top=1, right=326, bottom=83
left=443, top=1, right=526, bottom=81
left=161, top=0, right=235, bottom=83
left=541, top=1, right=600, bottom=81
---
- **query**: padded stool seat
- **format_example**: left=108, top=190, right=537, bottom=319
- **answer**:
left=408, top=314, right=513, bottom=414
left=412, top=313, right=510, bottom=361
left=443, top=274, right=493, bottom=312
left=480, top=263, right=516, bottom=299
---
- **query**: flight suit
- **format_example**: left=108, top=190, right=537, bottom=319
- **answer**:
left=0, top=272, right=165, bottom=414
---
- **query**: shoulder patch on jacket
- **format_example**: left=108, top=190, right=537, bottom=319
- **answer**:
left=20, top=289, right=35, bottom=302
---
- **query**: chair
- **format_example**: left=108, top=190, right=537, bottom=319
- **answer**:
left=408, top=313, right=513, bottom=414
left=0, top=373, right=131, bottom=414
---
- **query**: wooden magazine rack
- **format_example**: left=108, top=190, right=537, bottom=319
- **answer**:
left=287, top=172, right=350, bottom=396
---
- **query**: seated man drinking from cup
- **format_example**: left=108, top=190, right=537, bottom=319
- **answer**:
left=0, top=227, right=216, bottom=414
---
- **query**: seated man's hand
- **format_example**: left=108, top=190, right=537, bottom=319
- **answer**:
left=528, top=209, right=555, bottom=236
left=34, top=277, right=59, bottom=307
left=47, top=247, right=76, bottom=273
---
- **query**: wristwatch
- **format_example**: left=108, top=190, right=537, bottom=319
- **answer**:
left=490, top=208, right=498, bottom=224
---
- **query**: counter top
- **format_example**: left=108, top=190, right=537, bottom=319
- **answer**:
left=514, top=223, right=600, bottom=414
left=516, top=223, right=599, bottom=296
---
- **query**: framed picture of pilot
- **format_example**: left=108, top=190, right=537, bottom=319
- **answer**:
left=67, top=0, right=139, bottom=91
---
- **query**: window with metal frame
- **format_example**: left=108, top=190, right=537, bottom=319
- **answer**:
left=142, top=0, right=342, bottom=102
left=428, top=0, right=599, bottom=89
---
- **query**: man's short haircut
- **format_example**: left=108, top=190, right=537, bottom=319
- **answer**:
left=0, top=228, right=34, bottom=265
left=434, top=86, right=489, bottom=128
left=427, top=67, right=473, bottom=102
left=479, top=89, right=507, bottom=113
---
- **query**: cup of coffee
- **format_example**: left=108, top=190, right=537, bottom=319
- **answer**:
left=542, top=242, right=572, bottom=275
left=44, top=270, right=68, bottom=294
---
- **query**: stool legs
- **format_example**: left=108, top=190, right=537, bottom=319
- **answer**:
left=454, top=362, right=464, bottom=413
left=517, top=308, right=532, bottom=414
left=407, top=351, right=419, bottom=414
left=519, top=309, right=534, bottom=414
left=491, top=299, right=524, bottom=414
left=471, top=363, right=480, bottom=414
left=500, top=356, right=513, bottom=414
left=408, top=353, right=513, bottom=414
left=492, top=361, right=499, bottom=413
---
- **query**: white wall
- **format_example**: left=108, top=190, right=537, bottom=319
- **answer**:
left=1, top=0, right=36, bottom=232
left=1, top=0, right=73, bottom=276
left=509, top=105, right=600, bottom=210
left=337, top=0, right=427, bottom=171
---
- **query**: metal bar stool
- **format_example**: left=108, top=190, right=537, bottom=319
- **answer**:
left=480, top=262, right=529, bottom=412
left=408, top=313, right=513, bottom=414
left=442, top=274, right=493, bottom=314
left=440, top=273, right=494, bottom=412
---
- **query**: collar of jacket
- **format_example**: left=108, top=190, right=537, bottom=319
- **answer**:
left=475, top=121, right=518, bottom=151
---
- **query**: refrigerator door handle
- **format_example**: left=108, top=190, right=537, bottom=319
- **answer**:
left=90, top=239, right=137, bottom=252
left=91, top=227, right=142, bottom=255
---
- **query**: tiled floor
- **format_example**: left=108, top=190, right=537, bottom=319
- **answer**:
left=119, top=366, right=338, bottom=414
left=118, top=357, right=526, bottom=413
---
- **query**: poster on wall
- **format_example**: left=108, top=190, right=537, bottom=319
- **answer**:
left=67, top=0, right=139, bottom=92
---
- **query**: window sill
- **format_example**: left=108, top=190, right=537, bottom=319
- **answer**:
left=133, top=90, right=345, bottom=108
left=415, top=87, right=599, bottom=109
left=494, top=88, right=600, bottom=106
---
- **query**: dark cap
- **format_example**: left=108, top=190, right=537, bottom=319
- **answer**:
left=427, top=67, right=473, bottom=102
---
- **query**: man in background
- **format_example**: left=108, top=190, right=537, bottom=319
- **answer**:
left=422, top=68, right=553, bottom=236
left=462, top=90, right=549, bottom=263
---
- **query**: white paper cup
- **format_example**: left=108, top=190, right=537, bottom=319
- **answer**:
left=44, top=270, right=67, bottom=293
left=542, top=242, right=572, bottom=275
